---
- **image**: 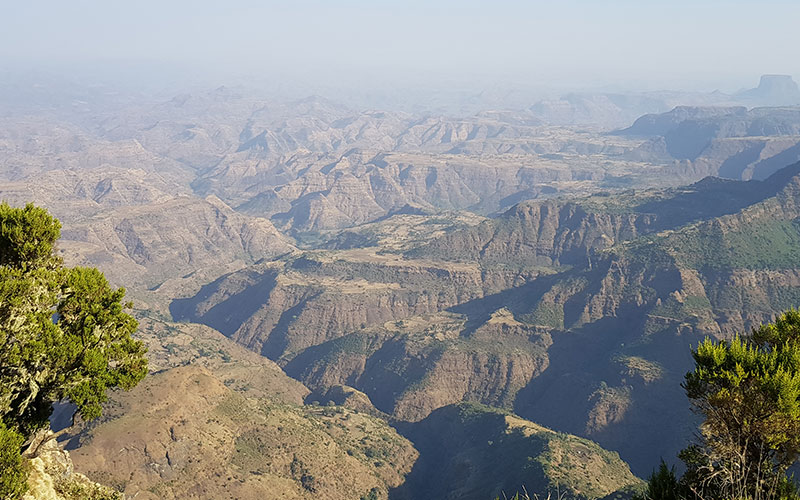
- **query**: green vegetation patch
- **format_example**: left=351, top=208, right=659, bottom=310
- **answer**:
left=768, top=286, right=800, bottom=313
left=667, top=218, right=800, bottom=271
left=524, top=303, right=565, bottom=329
left=535, top=432, right=637, bottom=499
left=650, top=294, right=712, bottom=320
left=612, top=356, right=665, bottom=384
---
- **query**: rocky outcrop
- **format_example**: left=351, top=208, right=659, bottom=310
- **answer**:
left=311, top=385, right=384, bottom=417
left=23, top=436, right=120, bottom=500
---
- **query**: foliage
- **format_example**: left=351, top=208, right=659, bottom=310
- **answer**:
left=0, top=202, right=62, bottom=271
left=641, top=309, right=800, bottom=500
left=667, top=219, right=800, bottom=271
left=632, top=461, right=686, bottom=500
left=0, top=422, right=27, bottom=500
left=750, top=309, right=800, bottom=349
left=360, top=487, right=380, bottom=500
left=682, top=323, right=800, bottom=499
left=54, top=479, right=122, bottom=500
left=0, top=202, right=147, bottom=440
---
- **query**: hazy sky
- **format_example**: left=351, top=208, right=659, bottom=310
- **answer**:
left=2, top=0, right=800, bottom=92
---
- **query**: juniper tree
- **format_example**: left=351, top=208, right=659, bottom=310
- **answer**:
left=0, top=202, right=147, bottom=455
left=678, top=310, right=800, bottom=500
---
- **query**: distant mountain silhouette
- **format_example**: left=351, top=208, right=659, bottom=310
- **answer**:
left=737, top=74, right=800, bottom=106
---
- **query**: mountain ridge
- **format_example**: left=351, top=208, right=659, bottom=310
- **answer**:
left=169, top=162, right=800, bottom=475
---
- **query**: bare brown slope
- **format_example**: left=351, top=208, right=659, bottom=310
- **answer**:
left=67, top=315, right=641, bottom=500
left=57, top=195, right=295, bottom=289
left=64, top=315, right=415, bottom=500
left=69, top=365, right=417, bottom=500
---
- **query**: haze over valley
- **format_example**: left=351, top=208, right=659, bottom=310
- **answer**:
left=4, top=2, right=800, bottom=499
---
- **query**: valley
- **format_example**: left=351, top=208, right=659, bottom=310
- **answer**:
left=4, top=76, right=800, bottom=499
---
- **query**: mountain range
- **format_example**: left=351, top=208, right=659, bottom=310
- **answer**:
left=4, top=80, right=800, bottom=498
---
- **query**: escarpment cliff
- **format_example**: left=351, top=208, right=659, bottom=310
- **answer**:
left=618, top=106, right=800, bottom=180
left=410, top=163, right=800, bottom=269
left=282, top=312, right=553, bottom=422
left=407, top=200, right=659, bottom=268
left=23, top=87, right=800, bottom=499
left=171, top=253, right=489, bottom=360
left=171, top=162, right=800, bottom=476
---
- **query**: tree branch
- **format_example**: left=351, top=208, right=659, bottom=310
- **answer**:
left=21, top=409, right=80, bottom=459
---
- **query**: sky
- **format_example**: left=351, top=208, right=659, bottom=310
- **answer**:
left=2, top=0, right=800, bottom=93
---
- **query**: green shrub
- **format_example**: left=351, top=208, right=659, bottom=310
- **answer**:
left=633, top=461, right=685, bottom=500
left=0, top=422, right=28, bottom=500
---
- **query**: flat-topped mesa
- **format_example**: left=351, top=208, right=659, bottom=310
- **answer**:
left=759, top=74, right=798, bottom=91
left=738, top=74, right=800, bottom=106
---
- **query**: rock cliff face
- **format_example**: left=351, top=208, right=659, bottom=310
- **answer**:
left=618, top=105, right=800, bottom=180
left=408, top=200, right=658, bottom=268
left=171, top=255, right=489, bottom=360
left=22, top=437, right=120, bottom=500
left=172, top=162, right=800, bottom=475
left=282, top=314, right=552, bottom=422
